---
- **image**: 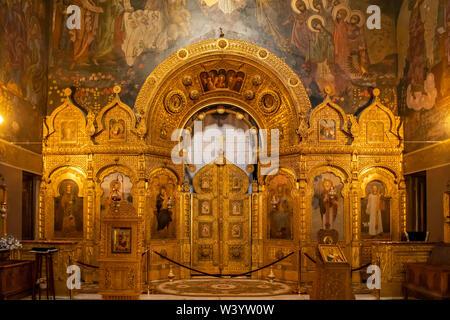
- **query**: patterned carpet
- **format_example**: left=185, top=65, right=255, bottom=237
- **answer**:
left=76, top=279, right=371, bottom=297
left=155, top=278, right=296, bottom=297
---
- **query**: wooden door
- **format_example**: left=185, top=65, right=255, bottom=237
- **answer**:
left=191, top=160, right=251, bottom=275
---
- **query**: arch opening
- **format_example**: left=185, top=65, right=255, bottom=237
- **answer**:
left=181, top=104, right=260, bottom=192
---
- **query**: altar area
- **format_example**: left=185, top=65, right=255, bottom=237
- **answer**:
left=29, top=39, right=418, bottom=299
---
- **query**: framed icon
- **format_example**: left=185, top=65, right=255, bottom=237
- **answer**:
left=318, top=244, right=347, bottom=263
left=60, top=120, right=78, bottom=143
left=230, top=223, right=242, bottom=238
left=109, top=119, right=126, bottom=141
left=199, top=223, right=212, bottom=238
left=111, top=227, right=132, bottom=253
left=319, top=120, right=336, bottom=141
left=200, top=200, right=212, bottom=216
left=230, top=200, right=242, bottom=216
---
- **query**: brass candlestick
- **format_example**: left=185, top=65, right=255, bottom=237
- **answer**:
left=168, top=264, right=175, bottom=282
left=268, top=266, right=276, bottom=283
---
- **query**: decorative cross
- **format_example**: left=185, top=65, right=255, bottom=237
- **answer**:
left=218, top=135, right=226, bottom=152
left=216, top=135, right=226, bottom=165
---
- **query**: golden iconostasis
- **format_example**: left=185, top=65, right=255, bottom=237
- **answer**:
left=39, top=40, right=404, bottom=291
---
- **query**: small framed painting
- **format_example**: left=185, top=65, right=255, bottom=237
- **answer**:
left=230, top=200, right=242, bottom=216
left=230, top=223, right=242, bottom=238
left=111, top=227, right=132, bottom=253
left=318, top=244, right=347, bottom=263
left=109, top=119, right=126, bottom=141
left=319, top=120, right=336, bottom=141
left=200, top=200, right=212, bottom=216
left=199, top=223, right=212, bottom=238
left=60, top=120, right=78, bottom=143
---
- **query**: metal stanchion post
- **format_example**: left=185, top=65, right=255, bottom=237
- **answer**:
left=68, top=256, right=72, bottom=300
left=168, top=264, right=175, bottom=281
left=267, top=266, right=275, bottom=282
left=297, top=249, right=302, bottom=294
left=376, top=256, right=381, bottom=300
left=147, top=247, right=151, bottom=295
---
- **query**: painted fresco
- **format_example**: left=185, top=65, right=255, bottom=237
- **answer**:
left=47, top=0, right=399, bottom=114
left=0, top=0, right=49, bottom=153
left=398, top=0, right=450, bottom=152
left=7, top=1, right=446, bottom=155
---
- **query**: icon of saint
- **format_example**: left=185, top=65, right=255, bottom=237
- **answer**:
left=366, top=184, right=384, bottom=236
left=115, top=230, right=129, bottom=252
left=232, top=224, right=241, bottom=237
left=231, top=202, right=240, bottom=215
left=155, top=186, right=173, bottom=231
left=201, top=224, right=210, bottom=237
left=201, top=201, right=210, bottom=215
left=61, top=183, right=77, bottom=233
left=319, top=179, right=338, bottom=229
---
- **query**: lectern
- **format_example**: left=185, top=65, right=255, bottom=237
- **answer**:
left=311, top=244, right=354, bottom=300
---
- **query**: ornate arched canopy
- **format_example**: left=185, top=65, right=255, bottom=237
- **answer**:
left=134, top=38, right=312, bottom=152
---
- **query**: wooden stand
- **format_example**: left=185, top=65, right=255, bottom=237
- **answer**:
left=30, top=248, right=59, bottom=300
left=311, top=245, right=354, bottom=300
left=311, top=262, right=353, bottom=300
left=98, top=201, right=143, bottom=300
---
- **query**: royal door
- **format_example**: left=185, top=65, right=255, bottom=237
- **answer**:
left=191, top=159, right=251, bottom=275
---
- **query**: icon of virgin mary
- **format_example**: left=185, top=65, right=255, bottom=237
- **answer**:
left=155, top=186, right=174, bottom=231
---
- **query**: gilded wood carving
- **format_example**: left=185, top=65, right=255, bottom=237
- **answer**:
left=40, top=39, right=405, bottom=292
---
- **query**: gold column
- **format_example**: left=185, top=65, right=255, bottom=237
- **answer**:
left=399, top=179, right=407, bottom=239
left=86, top=154, right=95, bottom=241
left=136, top=159, right=147, bottom=290
left=180, top=184, right=191, bottom=279
left=350, top=153, right=361, bottom=282
left=298, top=156, right=307, bottom=244
left=251, top=181, right=262, bottom=278
left=85, top=155, right=97, bottom=283
left=298, top=156, right=308, bottom=286
left=38, top=181, right=47, bottom=239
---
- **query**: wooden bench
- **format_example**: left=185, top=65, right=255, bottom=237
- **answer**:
left=403, top=243, right=450, bottom=299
